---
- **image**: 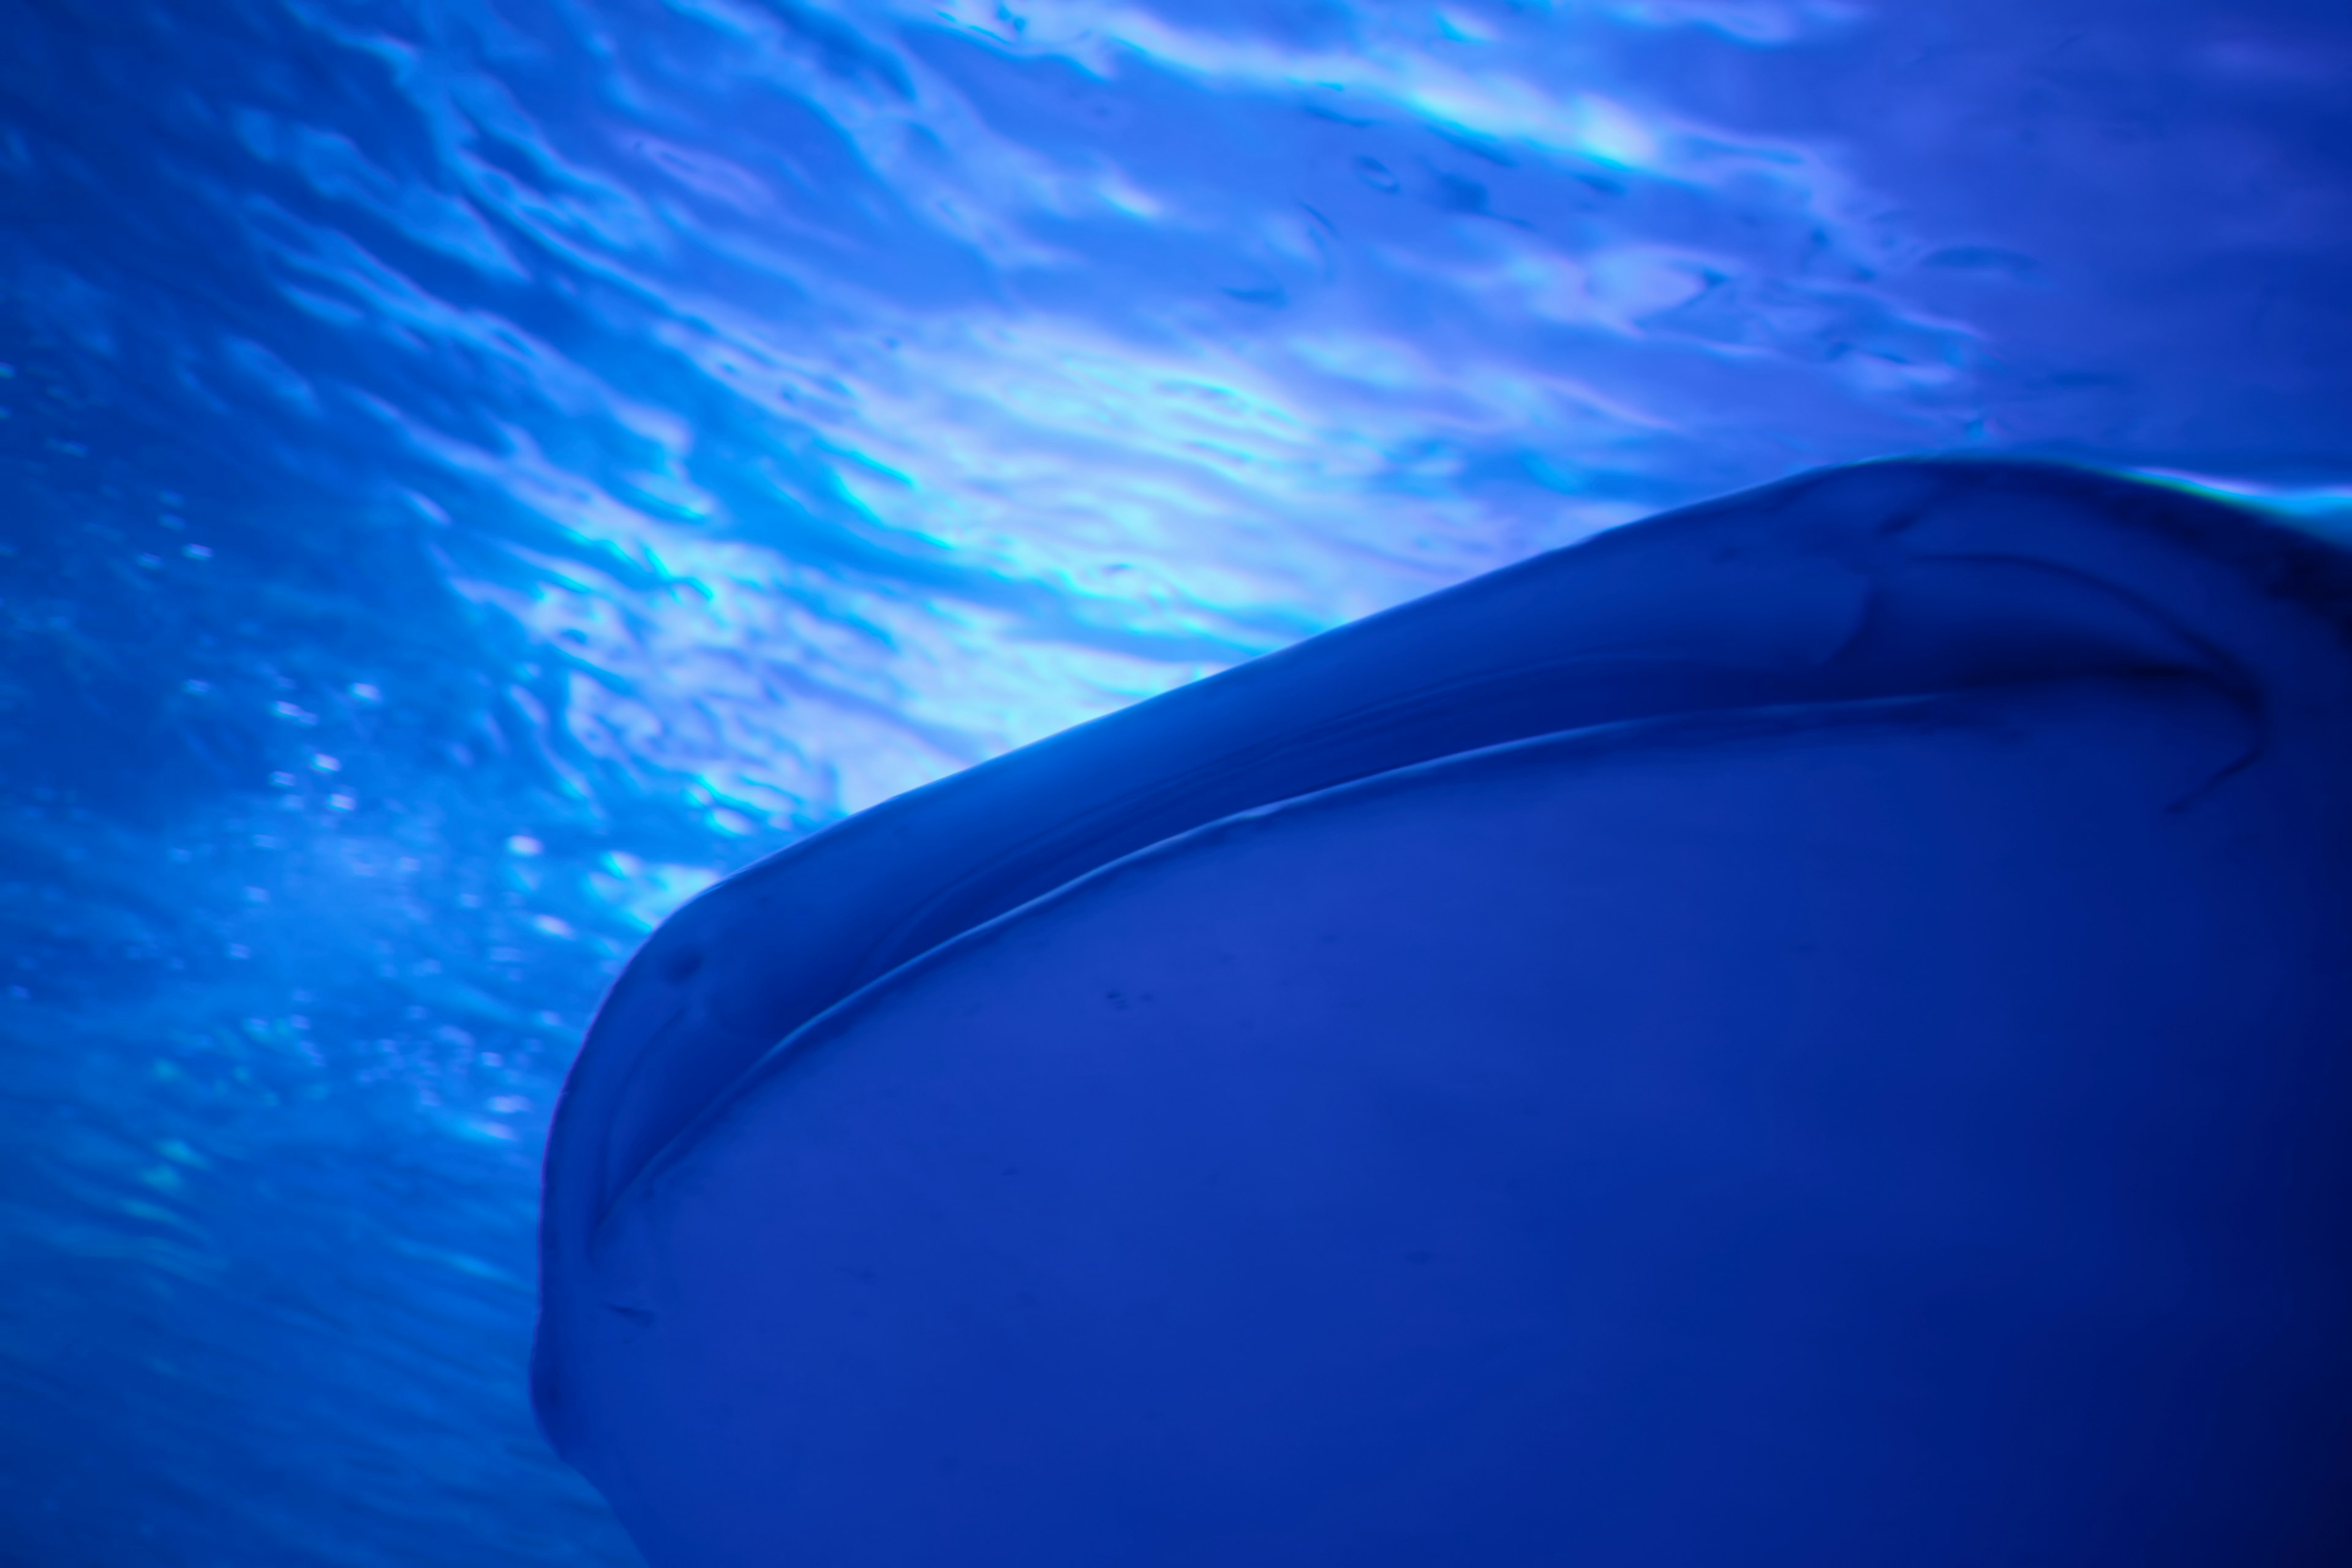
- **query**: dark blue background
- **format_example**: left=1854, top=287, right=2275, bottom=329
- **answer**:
left=1, top=2, right=2346, bottom=1562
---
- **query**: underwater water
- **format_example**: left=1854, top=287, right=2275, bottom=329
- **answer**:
left=0, top=1, right=2346, bottom=1563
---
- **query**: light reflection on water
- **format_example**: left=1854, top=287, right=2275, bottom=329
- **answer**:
left=0, top=1, right=2345, bottom=1562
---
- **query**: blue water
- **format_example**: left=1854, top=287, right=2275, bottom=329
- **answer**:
left=0, top=2, right=2345, bottom=1562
